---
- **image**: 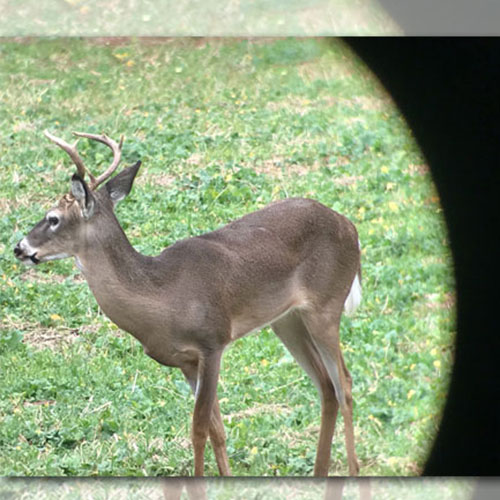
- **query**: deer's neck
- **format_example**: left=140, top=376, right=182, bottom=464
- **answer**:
left=75, top=217, right=160, bottom=334
left=77, top=221, right=148, bottom=282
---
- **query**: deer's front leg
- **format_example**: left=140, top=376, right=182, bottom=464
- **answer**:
left=191, top=350, right=223, bottom=476
left=181, top=359, right=231, bottom=476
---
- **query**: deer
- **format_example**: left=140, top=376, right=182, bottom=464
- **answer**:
left=14, top=130, right=362, bottom=477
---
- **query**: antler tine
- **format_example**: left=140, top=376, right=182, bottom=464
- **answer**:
left=43, top=129, right=94, bottom=183
left=73, top=132, right=123, bottom=189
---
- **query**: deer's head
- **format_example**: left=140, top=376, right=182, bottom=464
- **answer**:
left=14, top=131, right=141, bottom=266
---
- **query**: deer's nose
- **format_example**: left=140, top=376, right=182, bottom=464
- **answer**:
left=14, top=242, right=23, bottom=258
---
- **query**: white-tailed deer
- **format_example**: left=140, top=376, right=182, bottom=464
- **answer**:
left=14, top=131, right=362, bottom=476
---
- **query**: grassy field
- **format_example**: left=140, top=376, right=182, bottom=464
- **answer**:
left=0, top=38, right=454, bottom=476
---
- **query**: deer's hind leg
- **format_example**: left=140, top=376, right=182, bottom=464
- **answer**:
left=299, top=307, right=359, bottom=476
left=271, top=311, right=340, bottom=477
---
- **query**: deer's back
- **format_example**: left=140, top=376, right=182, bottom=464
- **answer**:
left=157, top=198, right=359, bottom=322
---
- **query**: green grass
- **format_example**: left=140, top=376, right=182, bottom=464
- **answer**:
left=0, top=38, right=454, bottom=476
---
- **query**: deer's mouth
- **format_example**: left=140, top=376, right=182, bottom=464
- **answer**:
left=14, top=241, right=41, bottom=266
left=16, top=252, right=40, bottom=266
left=29, top=253, right=40, bottom=265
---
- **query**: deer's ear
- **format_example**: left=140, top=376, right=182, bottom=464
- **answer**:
left=104, top=160, right=141, bottom=206
left=71, top=174, right=95, bottom=219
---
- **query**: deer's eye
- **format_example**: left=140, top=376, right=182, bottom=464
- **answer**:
left=48, top=215, right=60, bottom=227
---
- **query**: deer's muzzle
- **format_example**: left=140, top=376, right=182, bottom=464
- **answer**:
left=14, top=240, right=40, bottom=265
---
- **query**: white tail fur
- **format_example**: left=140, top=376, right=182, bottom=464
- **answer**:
left=344, top=272, right=362, bottom=316
left=344, top=240, right=362, bottom=316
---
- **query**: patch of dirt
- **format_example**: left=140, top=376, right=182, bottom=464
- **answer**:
left=408, top=163, right=430, bottom=176
left=136, top=172, right=176, bottom=188
left=267, top=94, right=390, bottom=118
left=253, top=157, right=363, bottom=186
left=253, top=156, right=318, bottom=178
left=298, top=58, right=353, bottom=83
left=1, top=319, right=100, bottom=350
left=172, top=437, right=192, bottom=450
left=2, top=183, right=63, bottom=216
left=19, top=268, right=85, bottom=284
left=266, top=96, right=316, bottom=115
left=424, top=292, right=456, bottom=311
left=23, top=399, right=56, bottom=407
left=87, top=37, right=173, bottom=46
left=86, top=37, right=236, bottom=47
left=280, top=422, right=321, bottom=449
left=0, top=197, right=12, bottom=214
left=227, top=403, right=292, bottom=422
left=413, top=291, right=456, bottom=319
left=185, top=152, right=204, bottom=166
left=12, top=121, right=35, bottom=133
left=28, top=78, right=56, bottom=87
left=24, top=325, right=81, bottom=350
left=332, top=156, right=350, bottom=167
left=335, top=174, right=364, bottom=186
left=352, top=95, right=390, bottom=111
left=86, top=37, right=282, bottom=48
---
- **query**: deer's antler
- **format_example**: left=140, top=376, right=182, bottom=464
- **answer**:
left=43, top=129, right=95, bottom=185
left=44, top=130, right=124, bottom=190
left=72, top=132, right=124, bottom=189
